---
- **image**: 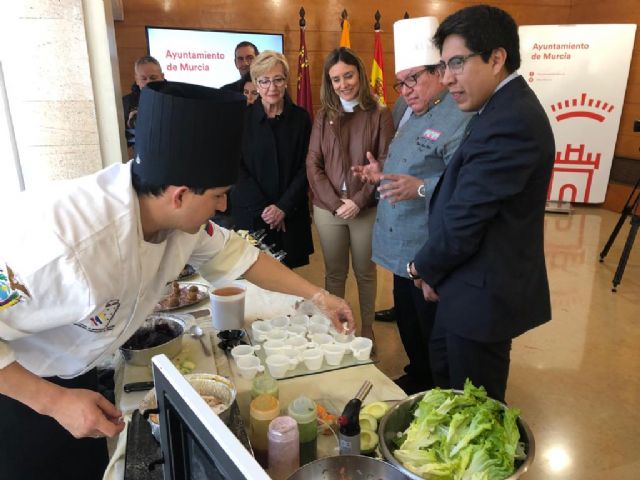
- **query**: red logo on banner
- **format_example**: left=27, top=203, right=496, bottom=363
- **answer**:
left=549, top=93, right=615, bottom=123
left=548, top=144, right=601, bottom=202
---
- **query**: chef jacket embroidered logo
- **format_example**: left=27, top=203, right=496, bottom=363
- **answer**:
left=0, top=263, right=31, bottom=311
left=421, top=128, right=442, bottom=141
left=74, top=299, right=120, bottom=332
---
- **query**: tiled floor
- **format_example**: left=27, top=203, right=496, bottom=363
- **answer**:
left=296, top=206, right=640, bottom=480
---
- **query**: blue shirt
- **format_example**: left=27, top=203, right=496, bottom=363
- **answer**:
left=372, top=91, right=472, bottom=277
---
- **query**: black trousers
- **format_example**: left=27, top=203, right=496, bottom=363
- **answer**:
left=0, top=368, right=109, bottom=480
left=392, top=275, right=436, bottom=388
left=429, top=317, right=512, bottom=403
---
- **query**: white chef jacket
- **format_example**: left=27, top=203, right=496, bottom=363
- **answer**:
left=0, top=162, right=259, bottom=378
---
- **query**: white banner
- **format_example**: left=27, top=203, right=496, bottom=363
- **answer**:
left=519, top=24, right=636, bottom=203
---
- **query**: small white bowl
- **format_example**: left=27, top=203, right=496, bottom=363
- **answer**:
left=290, top=314, right=309, bottom=328
left=323, top=343, right=346, bottom=366
left=302, top=347, right=324, bottom=371
left=263, top=339, right=289, bottom=357
left=235, top=355, right=264, bottom=379
left=265, top=354, right=296, bottom=378
left=251, top=320, right=272, bottom=342
left=350, top=337, right=373, bottom=361
left=309, top=314, right=331, bottom=327
left=270, top=315, right=290, bottom=330
left=287, top=325, right=308, bottom=337
left=265, top=329, right=288, bottom=342
left=230, top=344, right=260, bottom=361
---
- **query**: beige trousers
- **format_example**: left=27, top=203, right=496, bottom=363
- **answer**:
left=313, top=205, right=377, bottom=328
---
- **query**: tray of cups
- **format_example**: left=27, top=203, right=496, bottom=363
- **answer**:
left=237, top=313, right=375, bottom=380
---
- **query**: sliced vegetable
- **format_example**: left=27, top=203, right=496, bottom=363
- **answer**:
left=360, top=429, right=379, bottom=454
left=361, top=401, right=390, bottom=420
left=316, top=403, right=338, bottom=435
left=359, top=413, right=378, bottom=432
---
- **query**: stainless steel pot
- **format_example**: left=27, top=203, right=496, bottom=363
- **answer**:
left=378, top=391, right=535, bottom=480
left=287, top=454, right=409, bottom=479
left=119, top=315, right=185, bottom=366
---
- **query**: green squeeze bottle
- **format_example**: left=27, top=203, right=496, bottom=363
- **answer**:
left=287, top=396, right=318, bottom=466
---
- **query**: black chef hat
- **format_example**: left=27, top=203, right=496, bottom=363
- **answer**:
left=132, top=81, right=245, bottom=189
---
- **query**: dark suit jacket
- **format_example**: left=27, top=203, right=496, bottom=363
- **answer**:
left=231, top=96, right=313, bottom=268
left=414, top=76, right=555, bottom=342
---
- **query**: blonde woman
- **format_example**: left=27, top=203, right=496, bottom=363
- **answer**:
left=306, top=47, right=394, bottom=341
left=231, top=51, right=313, bottom=268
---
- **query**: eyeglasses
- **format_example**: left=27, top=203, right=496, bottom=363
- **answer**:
left=257, top=76, right=287, bottom=89
left=436, top=53, right=480, bottom=77
left=392, top=68, right=430, bottom=94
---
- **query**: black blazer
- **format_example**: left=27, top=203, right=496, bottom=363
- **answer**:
left=231, top=97, right=313, bottom=268
left=414, top=76, right=555, bottom=342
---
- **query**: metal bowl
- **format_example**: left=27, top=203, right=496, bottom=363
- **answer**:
left=379, top=391, right=535, bottom=480
left=287, top=454, right=408, bottom=480
left=119, top=315, right=185, bottom=366
left=140, top=373, right=237, bottom=443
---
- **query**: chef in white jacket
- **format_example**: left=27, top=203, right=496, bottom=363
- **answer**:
left=0, top=81, right=353, bottom=480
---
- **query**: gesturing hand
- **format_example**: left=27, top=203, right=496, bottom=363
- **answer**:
left=50, top=387, right=125, bottom=439
left=378, top=174, right=423, bottom=204
left=351, top=151, right=383, bottom=185
left=335, top=199, right=360, bottom=220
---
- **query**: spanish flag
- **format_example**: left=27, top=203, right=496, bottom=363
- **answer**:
left=340, top=17, right=351, bottom=48
left=370, top=30, right=386, bottom=106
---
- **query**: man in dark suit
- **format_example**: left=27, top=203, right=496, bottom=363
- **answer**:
left=409, top=5, right=555, bottom=402
left=221, top=41, right=259, bottom=93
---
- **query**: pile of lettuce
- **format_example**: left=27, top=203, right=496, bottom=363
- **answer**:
left=393, top=380, right=526, bottom=479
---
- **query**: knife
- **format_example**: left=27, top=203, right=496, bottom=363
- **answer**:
left=123, top=381, right=154, bottom=393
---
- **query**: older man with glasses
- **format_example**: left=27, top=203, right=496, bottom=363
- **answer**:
left=353, top=16, right=471, bottom=395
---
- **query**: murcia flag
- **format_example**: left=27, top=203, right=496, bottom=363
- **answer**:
left=297, top=25, right=313, bottom=120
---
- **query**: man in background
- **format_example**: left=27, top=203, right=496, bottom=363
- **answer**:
left=122, top=55, right=165, bottom=153
left=410, top=5, right=555, bottom=402
left=221, top=41, right=259, bottom=92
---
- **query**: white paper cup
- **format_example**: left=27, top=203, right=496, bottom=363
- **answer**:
left=309, top=333, right=334, bottom=348
left=281, top=348, right=301, bottom=370
left=265, top=329, right=288, bottom=342
left=284, top=336, right=310, bottom=352
left=286, top=325, right=307, bottom=337
left=270, top=315, right=290, bottom=330
left=266, top=354, right=296, bottom=378
left=230, top=344, right=260, bottom=361
left=290, top=314, right=309, bottom=328
left=307, top=323, right=330, bottom=336
left=210, top=283, right=246, bottom=331
left=332, top=331, right=355, bottom=346
left=236, top=355, right=264, bottom=379
left=302, top=347, right=324, bottom=371
left=323, top=343, right=346, bottom=366
left=251, top=320, right=272, bottom=342
left=263, top=339, right=289, bottom=357
left=309, top=314, right=331, bottom=327
left=350, top=337, right=373, bottom=361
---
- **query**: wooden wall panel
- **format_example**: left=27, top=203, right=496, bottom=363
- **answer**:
left=113, top=0, right=637, bottom=168
left=114, top=0, right=572, bottom=111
